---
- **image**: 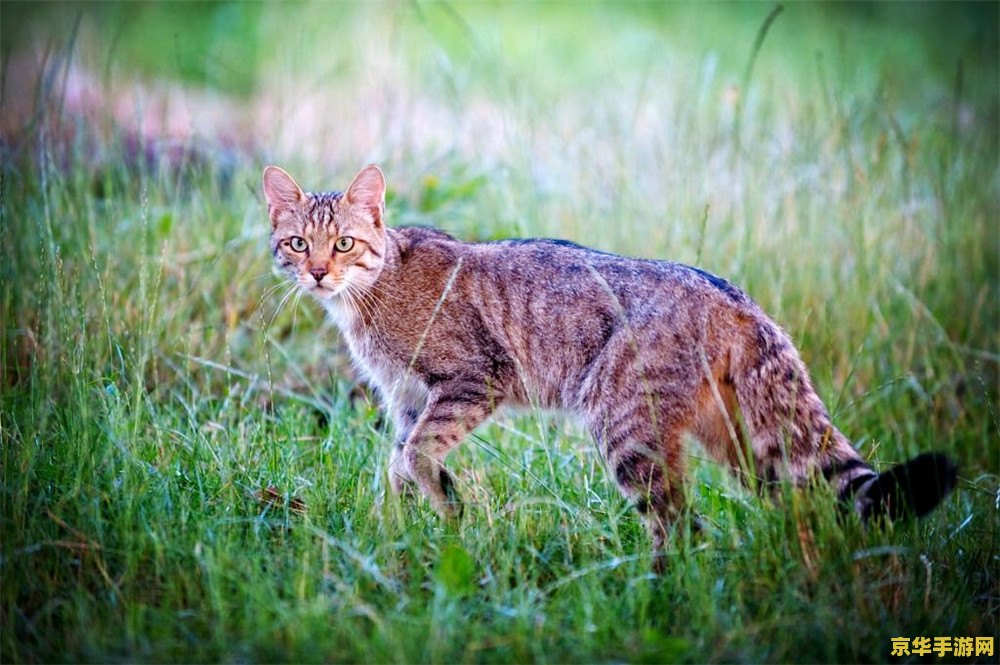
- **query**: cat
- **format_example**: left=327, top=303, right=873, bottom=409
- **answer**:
left=263, top=163, right=957, bottom=564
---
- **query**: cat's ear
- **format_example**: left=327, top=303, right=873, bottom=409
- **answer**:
left=262, top=166, right=305, bottom=223
left=345, top=164, right=386, bottom=227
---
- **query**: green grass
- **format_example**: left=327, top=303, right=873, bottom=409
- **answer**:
left=2, top=2, right=998, bottom=662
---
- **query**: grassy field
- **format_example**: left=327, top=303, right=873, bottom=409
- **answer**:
left=2, top=2, right=998, bottom=662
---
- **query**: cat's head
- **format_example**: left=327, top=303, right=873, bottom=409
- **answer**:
left=263, top=164, right=387, bottom=301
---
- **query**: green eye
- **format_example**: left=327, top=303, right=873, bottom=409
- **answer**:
left=335, top=237, right=355, bottom=252
left=289, top=236, right=307, bottom=252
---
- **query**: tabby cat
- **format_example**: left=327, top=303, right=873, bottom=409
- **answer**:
left=263, top=163, right=956, bottom=563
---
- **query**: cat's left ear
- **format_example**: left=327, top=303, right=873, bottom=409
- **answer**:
left=346, top=164, right=386, bottom=227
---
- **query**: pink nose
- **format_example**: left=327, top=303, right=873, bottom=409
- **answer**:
left=310, top=268, right=328, bottom=283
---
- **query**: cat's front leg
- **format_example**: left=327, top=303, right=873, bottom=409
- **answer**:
left=385, top=395, right=424, bottom=495
left=402, top=380, right=497, bottom=518
left=388, top=443, right=413, bottom=495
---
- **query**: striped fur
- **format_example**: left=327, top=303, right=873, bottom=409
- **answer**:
left=263, top=165, right=957, bottom=565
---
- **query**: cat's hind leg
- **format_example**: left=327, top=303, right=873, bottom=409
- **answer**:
left=589, top=410, right=692, bottom=573
left=576, top=325, right=707, bottom=571
left=581, top=367, right=696, bottom=571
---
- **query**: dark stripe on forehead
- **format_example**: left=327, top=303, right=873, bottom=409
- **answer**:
left=307, top=190, right=344, bottom=208
left=306, top=191, right=345, bottom=226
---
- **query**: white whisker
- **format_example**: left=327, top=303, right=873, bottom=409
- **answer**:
left=267, top=284, right=299, bottom=330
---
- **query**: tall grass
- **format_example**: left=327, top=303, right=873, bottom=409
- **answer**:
left=2, top=3, right=997, bottom=662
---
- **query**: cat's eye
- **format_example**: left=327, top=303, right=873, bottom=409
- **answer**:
left=335, top=237, right=355, bottom=252
left=288, top=236, right=308, bottom=252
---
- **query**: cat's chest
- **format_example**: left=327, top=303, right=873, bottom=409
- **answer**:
left=321, top=297, right=408, bottom=382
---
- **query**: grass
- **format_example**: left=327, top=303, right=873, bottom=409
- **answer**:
left=2, top=2, right=998, bottom=662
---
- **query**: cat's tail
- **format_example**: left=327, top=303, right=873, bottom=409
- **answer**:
left=730, top=317, right=957, bottom=522
left=816, top=437, right=957, bottom=522
left=853, top=452, right=957, bottom=522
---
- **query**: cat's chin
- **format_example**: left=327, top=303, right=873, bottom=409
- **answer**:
left=307, top=284, right=339, bottom=300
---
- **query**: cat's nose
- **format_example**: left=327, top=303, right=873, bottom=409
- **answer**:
left=310, top=268, right=328, bottom=283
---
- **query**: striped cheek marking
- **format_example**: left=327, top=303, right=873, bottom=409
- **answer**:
left=351, top=246, right=383, bottom=271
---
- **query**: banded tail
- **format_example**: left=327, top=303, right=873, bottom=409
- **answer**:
left=730, top=318, right=957, bottom=523
left=849, top=452, right=958, bottom=522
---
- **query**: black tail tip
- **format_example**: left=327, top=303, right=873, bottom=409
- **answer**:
left=862, top=453, right=958, bottom=522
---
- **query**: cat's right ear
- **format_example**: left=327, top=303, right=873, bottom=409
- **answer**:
left=262, top=166, right=305, bottom=225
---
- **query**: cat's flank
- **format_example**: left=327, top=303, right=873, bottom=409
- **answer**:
left=263, top=163, right=956, bottom=563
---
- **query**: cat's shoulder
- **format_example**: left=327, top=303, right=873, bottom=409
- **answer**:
left=392, top=225, right=460, bottom=255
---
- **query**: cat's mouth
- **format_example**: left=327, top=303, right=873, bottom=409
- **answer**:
left=308, top=281, right=343, bottom=298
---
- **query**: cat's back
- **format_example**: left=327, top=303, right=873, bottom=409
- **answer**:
left=470, top=236, right=757, bottom=319
left=395, top=228, right=744, bottom=302
left=390, top=227, right=763, bottom=332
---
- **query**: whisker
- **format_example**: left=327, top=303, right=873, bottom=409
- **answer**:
left=252, top=281, right=293, bottom=322
left=339, top=285, right=361, bottom=322
left=259, top=280, right=290, bottom=303
left=268, top=284, right=299, bottom=330
left=289, top=291, right=305, bottom=332
left=347, top=282, right=389, bottom=332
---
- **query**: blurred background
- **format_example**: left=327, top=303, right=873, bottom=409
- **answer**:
left=2, top=3, right=998, bottom=662
left=4, top=2, right=997, bottom=212
left=3, top=0, right=996, bottom=410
